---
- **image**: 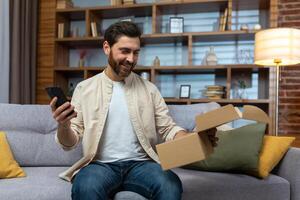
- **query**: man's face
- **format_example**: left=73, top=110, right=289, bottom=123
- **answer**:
left=106, top=36, right=140, bottom=79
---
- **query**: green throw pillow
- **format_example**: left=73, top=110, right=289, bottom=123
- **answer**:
left=184, top=123, right=266, bottom=173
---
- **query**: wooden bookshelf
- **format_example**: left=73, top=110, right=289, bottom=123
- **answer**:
left=37, top=0, right=278, bottom=134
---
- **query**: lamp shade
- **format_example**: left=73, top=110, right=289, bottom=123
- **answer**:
left=254, top=28, right=300, bottom=66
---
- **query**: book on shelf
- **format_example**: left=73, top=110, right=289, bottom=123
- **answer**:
left=57, top=0, right=73, bottom=9
left=57, top=23, right=65, bottom=38
left=111, top=0, right=123, bottom=6
left=219, top=8, right=228, bottom=31
left=123, top=0, right=135, bottom=5
left=91, top=22, right=98, bottom=37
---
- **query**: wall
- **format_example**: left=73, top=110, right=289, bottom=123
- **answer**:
left=36, top=0, right=55, bottom=104
left=0, top=0, right=10, bottom=103
left=278, top=0, right=300, bottom=142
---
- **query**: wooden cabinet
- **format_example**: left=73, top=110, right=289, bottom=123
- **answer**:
left=49, top=0, right=277, bottom=133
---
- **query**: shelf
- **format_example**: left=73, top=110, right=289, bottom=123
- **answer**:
left=55, top=0, right=228, bottom=14
left=192, top=31, right=257, bottom=42
left=155, top=0, right=228, bottom=14
left=54, top=66, right=152, bottom=72
left=54, top=64, right=270, bottom=73
left=141, top=34, right=188, bottom=44
left=56, top=9, right=86, bottom=20
left=164, top=98, right=270, bottom=104
left=55, top=30, right=258, bottom=47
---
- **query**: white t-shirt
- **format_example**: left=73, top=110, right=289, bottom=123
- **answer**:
left=96, top=81, right=149, bottom=163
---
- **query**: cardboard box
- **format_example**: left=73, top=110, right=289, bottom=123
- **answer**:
left=156, top=104, right=270, bottom=170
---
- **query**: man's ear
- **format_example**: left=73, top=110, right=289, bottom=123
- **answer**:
left=103, top=41, right=110, bottom=56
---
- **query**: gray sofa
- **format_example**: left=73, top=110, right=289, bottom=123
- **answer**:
left=0, top=103, right=299, bottom=200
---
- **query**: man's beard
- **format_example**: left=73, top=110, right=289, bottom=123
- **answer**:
left=108, top=51, right=136, bottom=78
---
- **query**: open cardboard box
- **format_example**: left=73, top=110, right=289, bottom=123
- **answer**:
left=156, top=104, right=271, bottom=170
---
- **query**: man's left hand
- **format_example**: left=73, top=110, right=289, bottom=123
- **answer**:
left=174, top=129, right=219, bottom=147
left=201, top=128, right=218, bottom=147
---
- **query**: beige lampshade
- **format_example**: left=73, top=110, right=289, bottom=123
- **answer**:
left=254, top=28, right=300, bottom=66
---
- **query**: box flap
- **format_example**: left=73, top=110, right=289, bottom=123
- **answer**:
left=195, top=104, right=241, bottom=132
left=242, top=105, right=271, bottom=124
left=156, top=133, right=210, bottom=170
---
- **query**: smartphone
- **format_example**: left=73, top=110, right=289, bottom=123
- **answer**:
left=45, top=86, right=70, bottom=108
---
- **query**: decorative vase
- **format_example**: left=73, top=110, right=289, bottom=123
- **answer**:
left=206, top=46, right=218, bottom=65
left=238, top=88, right=248, bottom=99
left=153, top=56, right=160, bottom=67
left=201, top=51, right=208, bottom=65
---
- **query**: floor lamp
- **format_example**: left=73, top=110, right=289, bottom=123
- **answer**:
left=254, top=28, right=300, bottom=136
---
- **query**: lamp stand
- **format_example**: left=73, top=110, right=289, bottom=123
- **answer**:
left=275, top=60, right=281, bottom=136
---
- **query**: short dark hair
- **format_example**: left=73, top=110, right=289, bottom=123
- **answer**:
left=104, top=21, right=142, bottom=47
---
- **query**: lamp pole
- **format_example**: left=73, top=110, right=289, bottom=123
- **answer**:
left=274, top=59, right=281, bottom=136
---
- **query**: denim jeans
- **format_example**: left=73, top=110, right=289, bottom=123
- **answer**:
left=71, top=160, right=182, bottom=200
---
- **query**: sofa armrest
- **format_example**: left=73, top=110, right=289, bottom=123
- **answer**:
left=273, top=147, right=300, bottom=200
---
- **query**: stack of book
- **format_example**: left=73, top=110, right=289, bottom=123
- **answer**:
left=203, top=85, right=225, bottom=99
left=123, top=0, right=135, bottom=5
left=57, top=0, right=73, bottom=9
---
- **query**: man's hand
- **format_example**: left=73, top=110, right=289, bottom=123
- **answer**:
left=200, top=128, right=218, bottom=147
left=50, top=97, right=77, bottom=125
left=174, top=130, right=189, bottom=140
left=174, top=128, right=218, bottom=147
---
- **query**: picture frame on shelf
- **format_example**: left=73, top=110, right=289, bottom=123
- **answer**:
left=179, top=85, right=191, bottom=99
left=169, top=17, right=184, bottom=33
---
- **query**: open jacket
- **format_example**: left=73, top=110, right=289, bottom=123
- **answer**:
left=55, top=71, right=184, bottom=182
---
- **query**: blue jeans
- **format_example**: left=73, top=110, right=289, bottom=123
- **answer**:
left=71, top=160, right=182, bottom=200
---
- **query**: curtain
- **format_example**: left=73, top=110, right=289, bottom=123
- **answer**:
left=9, top=0, right=38, bottom=104
left=0, top=0, right=10, bottom=103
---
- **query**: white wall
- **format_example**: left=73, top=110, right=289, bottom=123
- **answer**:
left=0, top=0, right=9, bottom=103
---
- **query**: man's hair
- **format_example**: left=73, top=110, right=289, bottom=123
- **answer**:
left=104, top=21, right=142, bottom=47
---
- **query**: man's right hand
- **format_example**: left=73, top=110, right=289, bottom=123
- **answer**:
left=50, top=97, right=77, bottom=125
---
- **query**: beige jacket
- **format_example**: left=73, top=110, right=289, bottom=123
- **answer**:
left=55, top=71, right=184, bottom=182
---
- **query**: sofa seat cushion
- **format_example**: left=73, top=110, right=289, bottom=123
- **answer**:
left=0, top=167, right=147, bottom=200
left=0, top=167, right=72, bottom=200
left=173, top=168, right=290, bottom=200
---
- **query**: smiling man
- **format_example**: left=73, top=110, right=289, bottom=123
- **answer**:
left=50, top=21, right=217, bottom=200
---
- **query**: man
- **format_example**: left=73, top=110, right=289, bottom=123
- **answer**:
left=50, top=21, right=217, bottom=200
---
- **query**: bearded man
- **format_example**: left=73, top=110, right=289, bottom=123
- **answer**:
left=50, top=21, right=217, bottom=200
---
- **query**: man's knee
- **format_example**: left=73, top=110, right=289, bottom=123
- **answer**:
left=153, top=171, right=183, bottom=199
left=71, top=175, right=107, bottom=200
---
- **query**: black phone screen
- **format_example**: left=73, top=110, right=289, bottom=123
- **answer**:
left=45, top=87, right=69, bottom=108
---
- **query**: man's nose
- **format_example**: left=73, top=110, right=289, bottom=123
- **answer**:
left=126, top=53, right=134, bottom=64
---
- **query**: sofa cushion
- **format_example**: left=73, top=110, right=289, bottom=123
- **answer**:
left=184, top=123, right=266, bottom=173
left=173, top=168, right=290, bottom=200
left=0, top=167, right=147, bottom=200
left=0, top=104, right=82, bottom=166
left=168, top=102, right=220, bottom=131
left=254, top=136, right=295, bottom=178
left=0, top=167, right=72, bottom=200
left=0, top=131, right=26, bottom=178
